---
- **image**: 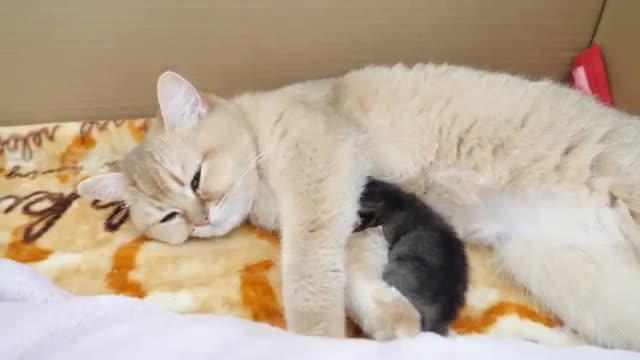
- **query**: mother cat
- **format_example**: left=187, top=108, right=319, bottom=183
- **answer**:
left=78, top=63, right=640, bottom=350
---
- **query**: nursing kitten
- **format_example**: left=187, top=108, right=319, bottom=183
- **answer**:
left=355, top=178, right=468, bottom=335
left=78, top=64, right=640, bottom=349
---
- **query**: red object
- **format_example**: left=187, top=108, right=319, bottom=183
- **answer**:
left=571, top=43, right=613, bottom=106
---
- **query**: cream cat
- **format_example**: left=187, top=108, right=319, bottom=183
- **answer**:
left=79, top=64, right=640, bottom=350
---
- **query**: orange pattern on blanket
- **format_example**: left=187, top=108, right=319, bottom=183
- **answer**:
left=241, top=259, right=285, bottom=328
left=57, top=134, right=97, bottom=183
left=247, top=225, right=280, bottom=246
left=105, top=236, right=147, bottom=298
left=127, top=120, right=147, bottom=143
left=4, top=226, right=52, bottom=263
left=452, top=301, right=560, bottom=335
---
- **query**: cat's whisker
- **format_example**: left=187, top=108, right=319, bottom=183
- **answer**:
left=209, top=152, right=263, bottom=221
left=227, top=153, right=263, bottom=195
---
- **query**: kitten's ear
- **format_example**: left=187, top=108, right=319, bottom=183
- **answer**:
left=157, top=71, right=209, bottom=132
left=77, top=173, right=128, bottom=201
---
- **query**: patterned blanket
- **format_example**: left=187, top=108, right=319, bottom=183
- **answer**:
left=0, top=119, right=583, bottom=344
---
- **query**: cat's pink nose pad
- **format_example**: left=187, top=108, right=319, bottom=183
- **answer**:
left=194, top=216, right=209, bottom=227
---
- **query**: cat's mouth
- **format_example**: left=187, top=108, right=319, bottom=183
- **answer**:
left=190, top=203, right=246, bottom=238
left=191, top=182, right=256, bottom=239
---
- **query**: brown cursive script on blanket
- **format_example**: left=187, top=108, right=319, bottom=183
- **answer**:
left=0, top=126, right=59, bottom=160
left=0, top=191, right=80, bottom=243
left=79, top=120, right=127, bottom=140
left=0, top=191, right=131, bottom=243
left=4, top=165, right=82, bottom=180
left=91, top=200, right=130, bottom=232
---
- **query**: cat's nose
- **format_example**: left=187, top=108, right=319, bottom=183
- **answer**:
left=193, top=214, right=209, bottom=227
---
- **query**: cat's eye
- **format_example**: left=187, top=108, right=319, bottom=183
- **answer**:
left=191, top=165, right=201, bottom=193
left=160, top=211, right=179, bottom=223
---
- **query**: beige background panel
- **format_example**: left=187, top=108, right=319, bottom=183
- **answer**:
left=594, top=0, right=640, bottom=115
left=0, top=0, right=603, bottom=125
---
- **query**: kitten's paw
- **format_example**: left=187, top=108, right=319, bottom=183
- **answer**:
left=369, top=288, right=421, bottom=341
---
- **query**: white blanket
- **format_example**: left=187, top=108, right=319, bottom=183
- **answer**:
left=1, top=259, right=638, bottom=360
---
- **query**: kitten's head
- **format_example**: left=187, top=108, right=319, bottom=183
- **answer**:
left=354, top=179, right=386, bottom=232
left=77, top=72, right=259, bottom=245
left=354, top=179, right=404, bottom=232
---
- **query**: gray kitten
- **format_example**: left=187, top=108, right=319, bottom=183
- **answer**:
left=355, top=178, right=468, bottom=335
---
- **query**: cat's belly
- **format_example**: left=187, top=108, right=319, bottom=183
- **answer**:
left=395, top=166, right=622, bottom=248
left=395, top=169, right=493, bottom=239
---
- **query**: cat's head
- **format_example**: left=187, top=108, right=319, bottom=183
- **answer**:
left=77, top=72, right=259, bottom=245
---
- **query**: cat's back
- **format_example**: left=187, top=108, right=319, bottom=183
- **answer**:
left=337, top=63, right=640, bottom=188
left=339, top=63, right=636, bottom=132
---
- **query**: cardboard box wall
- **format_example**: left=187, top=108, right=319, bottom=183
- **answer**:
left=0, top=0, right=637, bottom=125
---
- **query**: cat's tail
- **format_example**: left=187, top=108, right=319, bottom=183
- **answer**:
left=485, top=191, right=640, bottom=350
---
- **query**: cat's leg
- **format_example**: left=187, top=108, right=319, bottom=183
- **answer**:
left=272, top=111, right=371, bottom=337
left=483, top=192, right=640, bottom=350
left=276, top=185, right=358, bottom=337
left=345, top=227, right=421, bottom=340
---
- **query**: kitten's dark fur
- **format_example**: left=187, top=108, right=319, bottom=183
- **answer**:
left=355, top=178, right=468, bottom=335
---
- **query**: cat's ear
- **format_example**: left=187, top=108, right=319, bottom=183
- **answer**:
left=77, top=173, right=128, bottom=201
left=156, top=71, right=209, bottom=132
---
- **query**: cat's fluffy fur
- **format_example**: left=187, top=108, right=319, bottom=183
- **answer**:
left=78, top=63, right=640, bottom=349
left=355, top=178, right=468, bottom=335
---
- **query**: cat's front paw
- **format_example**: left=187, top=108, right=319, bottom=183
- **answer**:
left=369, top=287, right=421, bottom=341
left=191, top=225, right=225, bottom=238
